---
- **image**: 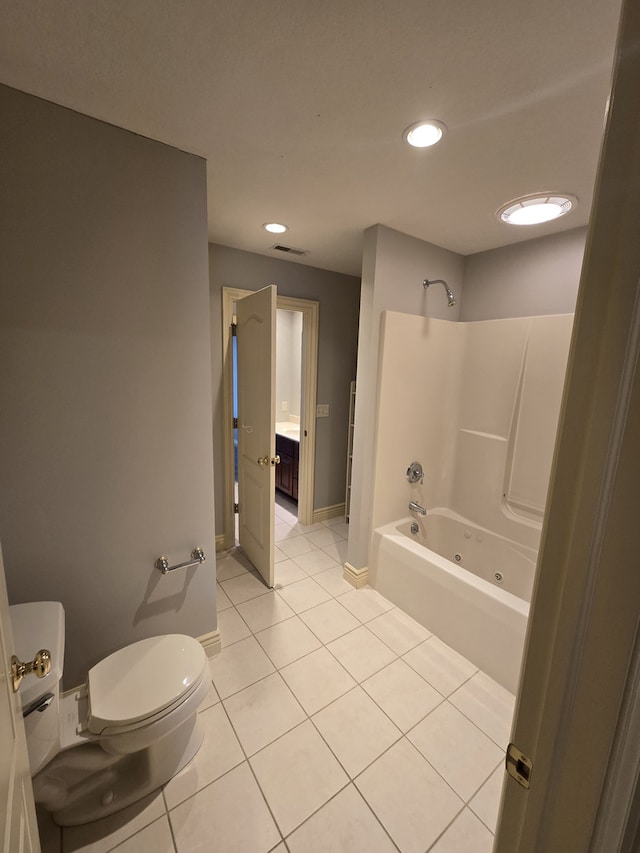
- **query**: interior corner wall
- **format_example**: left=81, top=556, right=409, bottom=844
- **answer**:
left=0, top=85, right=216, bottom=688
left=208, top=244, right=360, bottom=533
left=347, top=225, right=466, bottom=571
left=460, top=227, right=587, bottom=321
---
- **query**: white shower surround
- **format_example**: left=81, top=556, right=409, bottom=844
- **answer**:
left=368, top=311, right=573, bottom=687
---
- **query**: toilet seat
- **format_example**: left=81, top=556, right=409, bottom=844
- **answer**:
left=87, top=634, right=207, bottom=736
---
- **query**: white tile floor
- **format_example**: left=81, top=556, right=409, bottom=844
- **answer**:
left=38, top=498, right=515, bottom=852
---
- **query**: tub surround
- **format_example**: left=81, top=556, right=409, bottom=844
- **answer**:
left=358, top=311, right=572, bottom=689
left=371, top=312, right=573, bottom=550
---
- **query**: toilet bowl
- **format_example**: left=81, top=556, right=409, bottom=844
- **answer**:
left=10, top=601, right=211, bottom=826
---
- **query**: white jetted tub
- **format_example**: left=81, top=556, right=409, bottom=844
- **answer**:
left=369, top=509, right=537, bottom=693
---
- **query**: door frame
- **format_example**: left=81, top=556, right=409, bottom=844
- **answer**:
left=0, top=541, right=41, bottom=852
left=221, top=287, right=319, bottom=550
left=495, top=0, right=640, bottom=848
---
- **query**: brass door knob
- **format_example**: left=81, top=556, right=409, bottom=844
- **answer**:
left=11, top=649, right=52, bottom=693
left=271, top=455, right=281, bottom=465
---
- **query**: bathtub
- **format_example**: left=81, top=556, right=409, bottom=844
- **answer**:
left=369, top=509, right=537, bottom=693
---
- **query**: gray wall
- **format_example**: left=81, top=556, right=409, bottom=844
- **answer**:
left=209, top=244, right=360, bottom=533
left=461, top=227, right=587, bottom=320
left=348, top=225, right=466, bottom=571
left=0, top=85, right=217, bottom=688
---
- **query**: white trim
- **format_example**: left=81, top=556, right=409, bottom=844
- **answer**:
left=592, top=620, right=640, bottom=851
left=221, top=287, right=319, bottom=548
left=495, top=2, right=640, bottom=847
left=343, top=562, right=368, bottom=589
left=198, top=629, right=222, bottom=658
left=277, top=295, right=319, bottom=527
left=312, top=502, right=346, bottom=524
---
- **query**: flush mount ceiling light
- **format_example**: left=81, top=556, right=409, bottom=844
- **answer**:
left=263, top=222, right=288, bottom=234
left=498, top=194, right=577, bottom=226
left=403, top=120, right=447, bottom=148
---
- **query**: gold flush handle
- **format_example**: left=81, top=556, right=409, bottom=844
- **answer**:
left=11, top=649, right=52, bottom=693
left=257, top=456, right=269, bottom=466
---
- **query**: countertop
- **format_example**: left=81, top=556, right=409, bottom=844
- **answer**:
left=275, top=421, right=300, bottom=442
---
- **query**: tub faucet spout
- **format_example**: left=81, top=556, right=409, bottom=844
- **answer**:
left=409, top=501, right=427, bottom=516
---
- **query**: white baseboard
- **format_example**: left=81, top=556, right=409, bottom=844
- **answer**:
left=198, top=628, right=222, bottom=658
left=343, top=562, right=369, bottom=589
left=313, top=503, right=346, bottom=524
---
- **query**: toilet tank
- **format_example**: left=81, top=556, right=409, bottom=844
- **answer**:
left=9, top=601, right=65, bottom=775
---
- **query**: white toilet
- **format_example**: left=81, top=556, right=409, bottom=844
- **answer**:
left=10, top=601, right=211, bottom=826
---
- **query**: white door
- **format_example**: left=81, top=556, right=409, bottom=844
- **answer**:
left=495, top=0, right=640, bottom=848
left=0, top=543, right=41, bottom=853
left=236, top=285, right=276, bottom=587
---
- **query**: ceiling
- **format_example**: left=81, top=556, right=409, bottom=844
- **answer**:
left=0, top=0, right=623, bottom=277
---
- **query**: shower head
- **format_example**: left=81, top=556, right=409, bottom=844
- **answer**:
left=423, top=278, right=456, bottom=307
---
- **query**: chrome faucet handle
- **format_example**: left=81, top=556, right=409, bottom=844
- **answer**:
left=406, top=462, right=424, bottom=484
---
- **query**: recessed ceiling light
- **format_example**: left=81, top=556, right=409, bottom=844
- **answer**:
left=263, top=222, right=288, bottom=234
left=403, top=120, right=447, bottom=148
left=498, top=194, right=577, bottom=226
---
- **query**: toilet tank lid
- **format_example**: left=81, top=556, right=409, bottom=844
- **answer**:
left=88, top=634, right=207, bottom=729
left=9, top=601, right=65, bottom=708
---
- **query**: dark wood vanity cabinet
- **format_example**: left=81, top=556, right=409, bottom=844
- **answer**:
left=275, top=434, right=299, bottom=501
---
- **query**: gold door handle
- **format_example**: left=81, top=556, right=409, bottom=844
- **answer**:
left=271, top=455, right=281, bottom=465
left=12, top=649, right=52, bottom=693
left=257, top=456, right=269, bottom=466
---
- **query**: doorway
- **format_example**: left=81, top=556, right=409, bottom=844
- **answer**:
left=221, top=287, right=319, bottom=553
left=274, top=308, right=303, bottom=518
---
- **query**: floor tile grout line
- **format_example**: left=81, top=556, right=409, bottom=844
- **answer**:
left=306, top=686, right=405, bottom=783
left=297, top=611, right=377, bottom=650
left=312, top=621, right=494, bottom=811
left=162, top=805, right=180, bottom=853
left=358, top=675, right=448, bottom=745
left=162, top=757, right=246, bottom=824
left=165, top=698, right=287, bottom=844
left=446, top=698, right=512, bottom=751
left=280, top=779, right=353, bottom=844
left=213, top=540, right=509, bottom=851
left=321, top=623, right=400, bottom=683
left=404, top=718, right=503, bottom=807
left=92, top=813, right=176, bottom=853
left=423, top=802, right=470, bottom=853
left=215, top=694, right=288, bottom=846
left=401, top=693, right=507, bottom=765
left=400, top=649, right=478, bottom=700
left=221, top=578, right=472, bottom=758
left=447, top=675, right=515, bottom=749
left=282, top=778, right=403, bottom=852
left=342, top=781, right=403, bottom=853
left=222, top=672, right=309, bottom=758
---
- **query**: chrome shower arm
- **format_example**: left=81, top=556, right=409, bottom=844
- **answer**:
left=423, top=278, right=456, bottom=307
